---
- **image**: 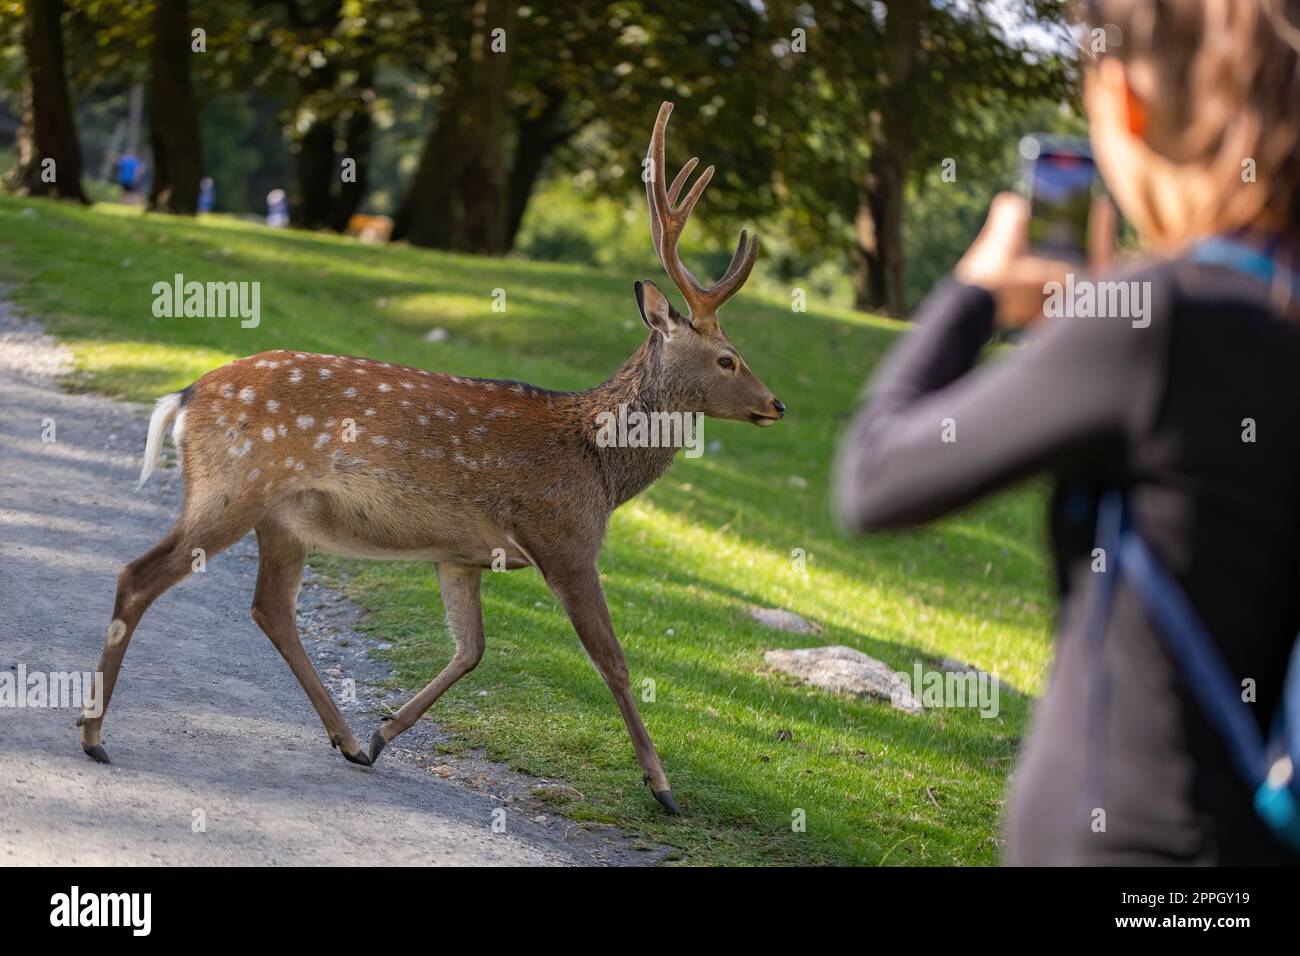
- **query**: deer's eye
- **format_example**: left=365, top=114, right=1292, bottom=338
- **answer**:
left=717, top=355, right=735, bottom=370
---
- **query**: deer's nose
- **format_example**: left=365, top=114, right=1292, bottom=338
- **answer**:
left=771, top=398, right=786, bottom=418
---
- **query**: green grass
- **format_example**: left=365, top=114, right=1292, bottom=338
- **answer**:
left=0, top=193, right=1054, bottom=865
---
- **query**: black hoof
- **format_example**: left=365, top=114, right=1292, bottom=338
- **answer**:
left=342, top=748, right=372, bottom=767
left=82, top=742, right=111, bottom=764
left=368, top=730, right=388, bottom=765
left=653, top=789, right=681, bottom=815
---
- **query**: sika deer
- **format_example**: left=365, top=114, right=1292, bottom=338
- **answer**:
left=78, top=101, right=784, bottom=813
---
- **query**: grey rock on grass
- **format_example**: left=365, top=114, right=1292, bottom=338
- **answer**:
left=765, top=645, right=923, bottom=714
left=751, top=607, right=823, bottom=635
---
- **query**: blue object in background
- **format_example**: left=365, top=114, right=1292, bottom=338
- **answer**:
left=198, top=177, right=215, bottom=213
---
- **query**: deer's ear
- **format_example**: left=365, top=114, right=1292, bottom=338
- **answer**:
left=634, top=280, right=684, bottom=340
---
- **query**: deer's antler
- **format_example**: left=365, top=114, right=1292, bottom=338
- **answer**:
left=645, top=101, right=759, bottom=327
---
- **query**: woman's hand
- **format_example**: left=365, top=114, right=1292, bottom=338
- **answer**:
left=955, top=192, right=1117, bottom=329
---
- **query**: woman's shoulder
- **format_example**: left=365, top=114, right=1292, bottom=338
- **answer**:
left=1042, top=251, right=1300, bottom=351
left=1120, top=251, right=1299, bottom=333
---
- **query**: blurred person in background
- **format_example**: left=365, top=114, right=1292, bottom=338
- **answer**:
left=834, top=0, right=1300, bottom=865
left=198, top=176, right=215, bottom=213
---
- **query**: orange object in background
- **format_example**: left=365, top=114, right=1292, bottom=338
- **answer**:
left=345, top=214, right=393, bottom=244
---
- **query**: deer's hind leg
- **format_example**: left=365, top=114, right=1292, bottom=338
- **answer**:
left=367, top=564, right=484, bottom=764
left=79, top=510, right=254, bottom=763
left=250, top=520, right=370, bottom=766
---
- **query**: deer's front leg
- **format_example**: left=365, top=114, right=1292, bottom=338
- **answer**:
left=367, top=564, right=484, bottom=764
left=546, top=563, right=679, bottom=814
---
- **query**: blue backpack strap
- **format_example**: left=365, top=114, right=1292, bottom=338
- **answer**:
left=1190, top=237, right=1280, bottom=285
left=1097, top=490, right=1300, bottom=850
left=1115, top=517, right=1267, bottom=786
left=1190, top=236, right=1300, bottom=303
left=1081, top=489, right=1124, bottom=814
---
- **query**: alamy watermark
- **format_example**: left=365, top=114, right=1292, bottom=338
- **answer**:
left=50, top=886, right=151, bottom=936
left=152, top=273, right=261, bottom=328
left=594, top=403, right=704, bottom=458
left=0, top=665, right=102, bottom=716
left=1044, top=273, right=1151, bottom=328
left=892, top=662, right=1000, bottom=718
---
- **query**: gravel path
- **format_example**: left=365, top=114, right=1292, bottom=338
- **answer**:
left=0, top=294, right=662, bottom=866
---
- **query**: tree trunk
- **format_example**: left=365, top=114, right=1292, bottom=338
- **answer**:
left=148, top=0, right=203, bottom=214
left=504, top=88, right=569, bottom=250
left=329, top=65, right=376, bottom=232
left=852, top=148, right=908, bottom=316
left=851, top=0, right=920, bottom=316
left=11, top=0, right=88, bottom=203
left=294, top=116, right=336, bottom=229
left=390, top=79, right=468, bottom=247
left=393, top=0, right=515, bottom=253
left=457, top=0, right=514, bottom=254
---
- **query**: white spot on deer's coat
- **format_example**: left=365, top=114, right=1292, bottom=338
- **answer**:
left=288, top=369, right=303, bottom=384
left=314, top=433, right=331, bottom=448
left=248, top=467, right=261, bottom=480
left=400, top=382, right=414, bottom=390
left=283, top=458, right=296, bottom=468
left=266, top=399, right=280, bottom=412
left=239, top=387, right=256, bottom=404
left=220, top=384, right=235, bottom=399
left=420, top=447, right=444, bottom=459
left=343, top=386, right=357, bottom=398
left=377, top=383, right=391, bottom=392
left=365, top=409, right=376, bottom=416
left=319, top=368, right=332, bottom=379
left=371, top=435, right=389, bottom=445
left=417, top=415, right=429, bottom=425
left=277, top=423, right=288, bottom=437
left=262, top=427, right=275, bottom=442
left=229, top=438, right=253, bottom=458
left=297, top=415, right=315, bottom=429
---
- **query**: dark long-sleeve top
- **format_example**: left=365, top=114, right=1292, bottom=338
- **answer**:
left=833, top=259, right=1300, bottom=865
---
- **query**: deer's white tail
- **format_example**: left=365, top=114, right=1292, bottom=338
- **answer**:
left=137, top=392, right=185, bottom=490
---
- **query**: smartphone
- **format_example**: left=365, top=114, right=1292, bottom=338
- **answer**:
left=1019, top=134, right=1096, bottom=262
